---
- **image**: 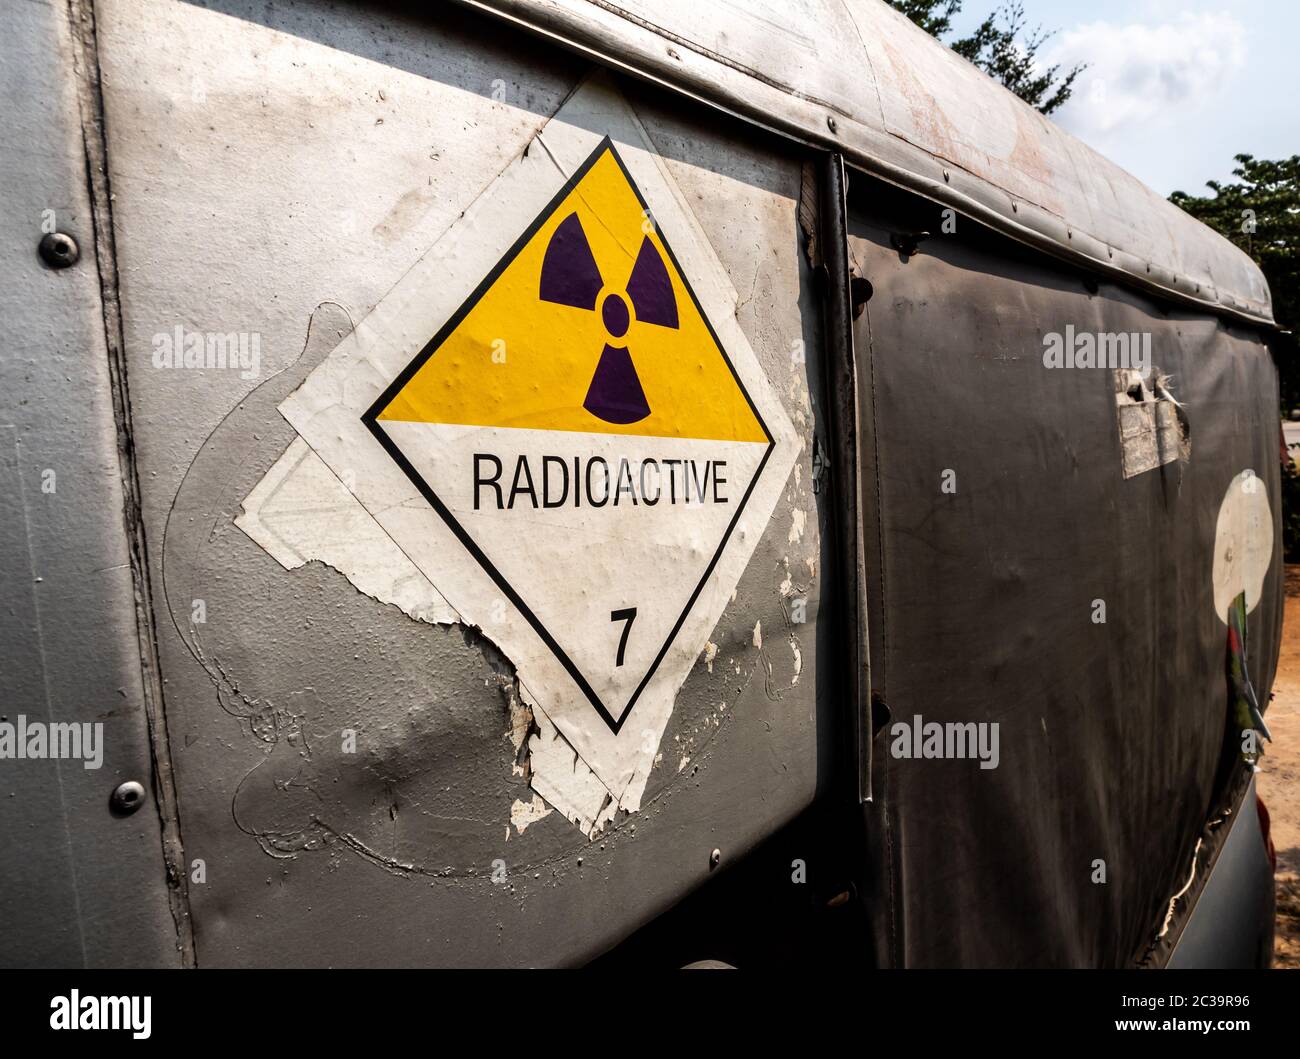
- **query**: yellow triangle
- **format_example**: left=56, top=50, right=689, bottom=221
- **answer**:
left=376, top=144, right=768, bottom=444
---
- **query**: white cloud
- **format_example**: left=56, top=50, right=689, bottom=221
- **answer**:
left=1046, top=12, right=1246, bottom=137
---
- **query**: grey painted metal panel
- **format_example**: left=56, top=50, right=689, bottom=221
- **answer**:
left=458, top=0, right=1272, bottom=326
left=94, top=0, right=825, bottom=965
left=0, top=0, right=180, bottom=968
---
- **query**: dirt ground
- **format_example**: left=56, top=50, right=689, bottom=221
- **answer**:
left=1257, top=567, right=1300, bottom=968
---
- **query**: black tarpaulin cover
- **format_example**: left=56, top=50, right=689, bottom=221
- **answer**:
left=849, top=186, right=1282, bottom=968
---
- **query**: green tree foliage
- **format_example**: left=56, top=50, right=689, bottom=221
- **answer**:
left=888, top=0, right=962, bottom=38
left=1170, top=154, right=1300, bottom=393
left=1282, top=465, right=1300, bottom=565
left=887, top=0, right=1083, bottom=115
left=1172, top=156, right=1300, bottom=558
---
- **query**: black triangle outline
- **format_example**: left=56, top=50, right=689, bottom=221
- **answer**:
left=362, top=137, right=775, bottom=734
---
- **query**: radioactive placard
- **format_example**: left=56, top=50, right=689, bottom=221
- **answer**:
left=268, top=77, right=799, bottom=820
left=364, top=139, right=773, bottom=732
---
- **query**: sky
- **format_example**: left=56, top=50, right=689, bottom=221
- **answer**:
left=945, top=0, right=1299, bottom=196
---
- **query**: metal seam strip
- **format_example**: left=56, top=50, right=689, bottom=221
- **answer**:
left=65, top=0, right=196, bottom=967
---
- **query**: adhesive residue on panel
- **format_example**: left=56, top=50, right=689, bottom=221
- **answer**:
left=1114, top=368, right=1191, bottom=479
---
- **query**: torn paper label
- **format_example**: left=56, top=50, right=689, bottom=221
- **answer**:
left=249, top=75, right=799, bottom=827
left=1114, top=368, right=1191, bottom=479
left=237, top=437, right=458, bottom=626
left=1212, top=469, right=1274, bottom=623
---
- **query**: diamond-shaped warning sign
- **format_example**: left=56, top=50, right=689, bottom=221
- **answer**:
left=364, top=139, right=773, bottom=732
left=260, top=80, right=801, bottom=822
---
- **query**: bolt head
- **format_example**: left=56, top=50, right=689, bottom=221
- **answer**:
left=709, top=847, right=722, bottom=868
left=38, top=232, right=80, bottom=269
left=110, top=780, right=146, bottom=816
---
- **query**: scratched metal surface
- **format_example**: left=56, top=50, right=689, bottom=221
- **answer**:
left=93, top=0, right=826, bottom=965
left=0, top=0, right=179, bottom=967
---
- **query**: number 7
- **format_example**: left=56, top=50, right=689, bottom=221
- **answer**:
left=611, top=607, right=637, bottom=667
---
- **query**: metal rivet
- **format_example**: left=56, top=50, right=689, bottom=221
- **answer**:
left=826, top=116, right=838, bottom=134
left=39, top=231, right=80, bottom=269
left=110, top=780, right=146, bottom=816
left=943, top=168, right=950, bottom=183
left=709, top=848, right=722, bottom=868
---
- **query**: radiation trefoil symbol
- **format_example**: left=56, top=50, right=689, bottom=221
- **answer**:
left=539, top=210, right=678, bottom=424
left=363, top=138, right=774, bottom=733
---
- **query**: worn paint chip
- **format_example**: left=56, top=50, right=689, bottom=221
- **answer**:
left=510, top=794, right=553, bottom=834
left=702, top=640, right=718, bottom=673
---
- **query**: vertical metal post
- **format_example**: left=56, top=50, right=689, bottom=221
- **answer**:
left=818, top=153, right=872, bottom=803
